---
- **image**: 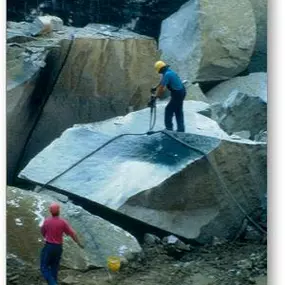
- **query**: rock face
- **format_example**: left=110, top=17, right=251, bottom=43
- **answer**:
left=19, top=23, right=159, bottom=170
left=6, top=31, right=57, bottom=184
left=212, top=91, right=267, bottom=139
left=7, top=22, right=159, bottom=183
left=7, top=186, right=141, bottom=270
left=206, top=72, right=267, bottom=103
left=7, top=21, right=74, bottom=184
left=19, top=101, right=266, bottom=243
left=159, top=0, right=256, bottom=83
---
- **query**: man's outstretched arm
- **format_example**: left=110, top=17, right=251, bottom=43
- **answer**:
left=64, top=221, right=84, bottom=248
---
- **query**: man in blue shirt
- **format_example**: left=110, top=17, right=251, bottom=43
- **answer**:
left=154, top=61, right=186, bottom=132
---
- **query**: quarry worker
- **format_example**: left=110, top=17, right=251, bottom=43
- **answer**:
left=153, top=60, right=186, bottom=132
left=40, top=202, right=84, bottom=285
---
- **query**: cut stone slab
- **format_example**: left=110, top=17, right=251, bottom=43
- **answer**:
left=6, top=22, right=159, bottom=183
left=19, top=101, right=266, bottom=243
left=159, top=0, right=256, bottom=83
left=206, top=72, right=267, bottom=103
left=7, top=186, right=141, bottom=270
left=16, top=23, right=160, bottom=172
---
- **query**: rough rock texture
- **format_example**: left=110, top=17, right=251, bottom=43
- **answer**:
left=206, top=72, right=267, bottom=103
left=6, top=32, right=57, bottom=184
left=255, top=130, right=267, bottom=143
left=7, top=22, right=159, bottom=182
left=19, top=101, right=266, bottom=243
left=159, top=0, right=256, bottom=83
left=6, top=21, right=74, bottom=184
left=19, top=23, right=159, bottom=171
left=212, top=91, right=267, bottom=139
left=185, top=83, right=208, bottom=102
left=7, top=186, right=141, bottom=270
left=7, top=21, right=35, bottom=44
left=247, top=0, right=267, bottom=72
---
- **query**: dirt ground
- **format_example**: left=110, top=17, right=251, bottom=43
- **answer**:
left=7, top=241, right=267, bottom=285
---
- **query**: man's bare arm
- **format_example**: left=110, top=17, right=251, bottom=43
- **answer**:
left=72, top=233, right=84, bottom=249
left=156, top=85, right=166, bottom=98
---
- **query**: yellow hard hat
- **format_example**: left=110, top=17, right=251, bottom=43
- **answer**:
left=154, top=60, right=167, bottom=73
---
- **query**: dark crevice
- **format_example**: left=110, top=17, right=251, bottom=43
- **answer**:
left=11, top=39, right=74, bottom=185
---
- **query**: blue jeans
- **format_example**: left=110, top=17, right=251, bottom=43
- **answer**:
left=40, top=243, right=63, bottom=285
left=165, top=88, right=186, bottom=132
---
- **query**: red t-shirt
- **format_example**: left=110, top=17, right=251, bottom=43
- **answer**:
left=40, top=216, right=76, bottom=245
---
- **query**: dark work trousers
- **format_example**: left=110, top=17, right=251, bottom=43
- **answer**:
left=40, top=242, right=63, bottom=285
left=164, top=88, right=186, bottom=132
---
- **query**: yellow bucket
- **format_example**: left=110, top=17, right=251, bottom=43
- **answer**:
left=107, top=256, right=121, bottom=272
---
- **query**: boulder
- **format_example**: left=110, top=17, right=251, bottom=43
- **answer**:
left=159, top=0, right=256, bottom=83
left=7, top=186, right=141, bottom=270
left=206, top=72, right=267, bottom=103
left=19, top=101, right=266, bottom=244
left=17, top=23, right=159, bottom=171
left=30, top=16, right=64, bottom=36
left=209, top=90, right=267, bottom=139
left=6, top=23, right=159, bottom=182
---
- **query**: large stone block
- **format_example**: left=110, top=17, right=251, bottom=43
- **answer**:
left=19, top=24, right=160, bottom=170
left=159, top=0, right=256, bottom=83
left=19, top=101, right=266, bottom=243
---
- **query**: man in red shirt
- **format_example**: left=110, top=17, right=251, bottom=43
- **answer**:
left=40, top=202, right=84, bottom=285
